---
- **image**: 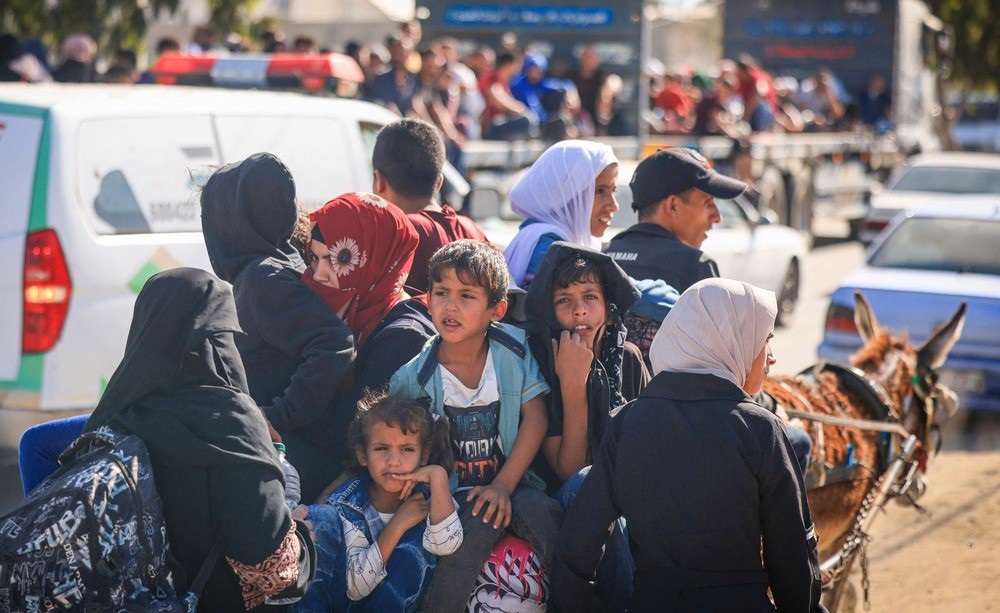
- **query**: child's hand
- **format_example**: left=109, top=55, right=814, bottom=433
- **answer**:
left=291, top=504, right=314, bottom=539
left=266, top=420, right=282, bottom=444
left=467, top=483, right=512, bottom=529
left=393, top=492, right=430, bottom=530
left=553, top=330, right=594, bottom=384
left=392, top=464, right=448, bottom=500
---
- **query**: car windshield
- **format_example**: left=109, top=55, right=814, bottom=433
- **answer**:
left=869, top=216, right=1000, bottom=274
left=957, top=100, right=999, bottom=123
left=891, top=165, right=1000, bottom=194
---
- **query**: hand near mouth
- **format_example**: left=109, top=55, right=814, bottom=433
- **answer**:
left=553, top=329, right=595, bottom=385
left=391, top=464, right=449, bottom=501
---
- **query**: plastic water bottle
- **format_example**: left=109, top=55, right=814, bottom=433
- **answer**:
left=274, top=443, right=301, bottom=510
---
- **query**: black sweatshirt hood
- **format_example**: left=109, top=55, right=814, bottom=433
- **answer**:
left=200, top=152, right=304, bottom=281
left=524, top=241, right=640, bottom=332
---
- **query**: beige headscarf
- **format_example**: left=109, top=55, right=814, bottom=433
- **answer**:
left=649, top=278, right=777, bottom=387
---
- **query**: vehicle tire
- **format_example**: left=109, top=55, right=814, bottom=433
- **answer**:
left=775, top=259, right=800, bottom=328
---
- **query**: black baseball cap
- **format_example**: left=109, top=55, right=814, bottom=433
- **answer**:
left=629, top=147, right=748, bottom=211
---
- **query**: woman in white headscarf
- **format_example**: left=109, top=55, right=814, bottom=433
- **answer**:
left=551, top=278, right=825, bottom=613
left=504, top=140, right=619, bottom=287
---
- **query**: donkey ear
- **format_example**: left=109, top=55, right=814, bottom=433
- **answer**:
left=853, top=291, right=879, bottom=344
left=918, top=302, right=967, bottom=370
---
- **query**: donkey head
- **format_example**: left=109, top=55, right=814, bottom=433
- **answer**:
left=852, top=291, right=967, bottom=461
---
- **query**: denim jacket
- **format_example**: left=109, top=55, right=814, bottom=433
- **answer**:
left=296, top=474, right=446, bottom=613
left=389, top=322, right=550, bottom=491
left=335, top=474, right=385, bottom=546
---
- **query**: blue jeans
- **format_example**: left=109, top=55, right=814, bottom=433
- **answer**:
left=558, top=466, right=635, bottom=613
left=18, top=413, right=88, bottom=495
left=295, top=503, right=436, bottom=613
left=417, top=485, right=563, bottom=613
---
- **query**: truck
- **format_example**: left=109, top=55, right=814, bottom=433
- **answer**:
left=420, top=0, right=952, bottom=240
left=690, top=0, right=953, bottom=238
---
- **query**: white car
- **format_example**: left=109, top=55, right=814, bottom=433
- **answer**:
left=819, top=201, right=1000, bottom=412
left=481, top=158, right=809, bottom=325
left=861, top=151, right=1000, bottom=244
left=951, top=94, right=1000, bottom=153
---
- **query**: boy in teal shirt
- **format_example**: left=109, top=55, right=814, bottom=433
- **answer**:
left=390, top=239, right=563, bottom=612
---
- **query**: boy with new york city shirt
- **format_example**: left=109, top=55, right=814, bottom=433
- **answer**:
left=390, top=239, right=563, bottom=613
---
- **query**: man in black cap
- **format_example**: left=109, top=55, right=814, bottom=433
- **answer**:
left=604, top=146, right=747, bottom=293
left=605, top=148, right=813, bottom=477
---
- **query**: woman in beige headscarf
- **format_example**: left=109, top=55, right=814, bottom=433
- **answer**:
left=552, top=277, right=825, bottom=613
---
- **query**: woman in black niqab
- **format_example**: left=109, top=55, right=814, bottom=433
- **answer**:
left=85, top=267, right=278, bottom=471
left=85, top=268, right=313, bottom=612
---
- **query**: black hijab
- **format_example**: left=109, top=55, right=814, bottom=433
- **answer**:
left=84, top=268, right=281, bottom=477
left=200, top=152, right=304, bottom=282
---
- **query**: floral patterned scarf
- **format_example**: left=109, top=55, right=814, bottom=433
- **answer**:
left=302, top=192, right=419, bottom=347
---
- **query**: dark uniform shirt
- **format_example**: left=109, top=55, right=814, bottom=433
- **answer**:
left=603, top=222, right=719, bottom=293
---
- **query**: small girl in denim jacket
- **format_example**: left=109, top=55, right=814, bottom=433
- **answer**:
left=294, top=393, right=462, bottom=613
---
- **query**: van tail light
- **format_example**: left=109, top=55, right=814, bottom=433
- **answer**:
left=23, top=229, right=71, bottom=353
left=862, top=219, right=889, bottom=235
left=824, top=303, right=857, bottom=334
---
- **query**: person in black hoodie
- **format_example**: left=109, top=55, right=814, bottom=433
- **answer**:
left=525, top=242, right=649, bottom=613
left=200, top=152, right=355, bottom=502
left=525, top=241, right=648, bottom=494
left=82, top=268, right=315, bottom=611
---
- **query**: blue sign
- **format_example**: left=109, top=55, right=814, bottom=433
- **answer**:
left=443, top=5, right=614, bottom=28
left=745, top=18, right=878, bottom=38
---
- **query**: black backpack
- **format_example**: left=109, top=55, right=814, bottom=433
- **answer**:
left=0, top=429, right=215, bottom=612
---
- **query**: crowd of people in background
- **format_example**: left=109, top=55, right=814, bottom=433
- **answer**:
left=647, top=53, right=892, bottom=138
left=1, top=19, right=894, bottom=163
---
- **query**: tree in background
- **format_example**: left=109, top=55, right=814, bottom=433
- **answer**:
left=927, top=0, right=1000, bottom=95
left=0, top=0, right=255, bottom=60
left=925, top=0, right=1000, bottom=147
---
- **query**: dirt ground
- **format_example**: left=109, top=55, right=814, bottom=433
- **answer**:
left=835, top=410, right=1000, bottom=612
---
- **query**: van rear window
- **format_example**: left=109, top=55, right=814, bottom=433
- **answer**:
left=78, top=114, right=368, bottom=235
left=214, top=115, right=360, bottom=211
left=78, top=117, right=218, bottom=235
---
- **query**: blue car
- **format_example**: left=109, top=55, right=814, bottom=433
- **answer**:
left=818, top=202, right=1000, bottom=412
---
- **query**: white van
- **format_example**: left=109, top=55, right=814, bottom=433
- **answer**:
left=0, top=83, right=470, bottom=459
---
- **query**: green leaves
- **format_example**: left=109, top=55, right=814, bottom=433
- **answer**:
left=1, top=0, right=252, bottom=59
left=928, top=0, right=1000, bottom=92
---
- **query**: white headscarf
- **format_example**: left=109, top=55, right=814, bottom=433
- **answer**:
left=649, top=278, right=777, bottom=388
left=504, top=140, right=618, bottom=285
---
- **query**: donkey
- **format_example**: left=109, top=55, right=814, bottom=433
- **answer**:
left=763, top=291, right=966, bottom=564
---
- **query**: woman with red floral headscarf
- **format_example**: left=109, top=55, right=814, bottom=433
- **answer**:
left=302, top=192, right=438, bottom=493
left=304, top=191, right=420, bottom=347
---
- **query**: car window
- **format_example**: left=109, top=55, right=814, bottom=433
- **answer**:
left=715, top=198, right=747, bottom=229
left=869, top=217, right=1000, bottom=275
left=359, top=121, right=381, bottom=161
left=78, top=117, right=218, bottom=235
left=957, top=100, right=999, bottom=123
left=891, top=165, right=1000, bottom=194
left=216, top=116, right=360, bottom=211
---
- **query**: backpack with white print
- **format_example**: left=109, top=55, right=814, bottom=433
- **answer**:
left=0, top=429, right=212, bottom=612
